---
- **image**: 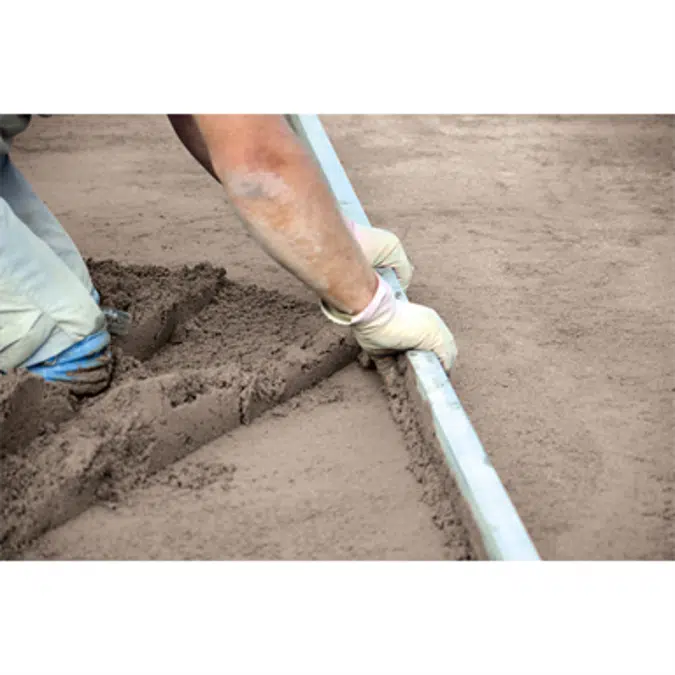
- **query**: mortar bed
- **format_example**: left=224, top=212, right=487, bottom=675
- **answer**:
left=1, top=261, right=472, bottom=560
left=0, top=261, right=361, bottom=557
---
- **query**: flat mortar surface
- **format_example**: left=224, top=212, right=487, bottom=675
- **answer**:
left=24, top=365, right=450, bottom=560
left=325, top=115, right=674, bottom=560
left=8, top=114, right=675, bottom=560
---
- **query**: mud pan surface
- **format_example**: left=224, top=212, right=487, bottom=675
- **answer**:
left=1, top=261, right=473, bottom=560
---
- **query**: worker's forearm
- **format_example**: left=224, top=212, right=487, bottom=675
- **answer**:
left=194, top=115, right=378, bottom=315
left=167, top=115, right=219, bottom=182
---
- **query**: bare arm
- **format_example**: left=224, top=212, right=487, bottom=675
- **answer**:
left=193, top=114, right=378, bottom=315
left=167, top=114, right=458, bottom=373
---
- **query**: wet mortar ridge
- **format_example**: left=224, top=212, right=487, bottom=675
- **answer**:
left=0, top=261, right=363, bottom=557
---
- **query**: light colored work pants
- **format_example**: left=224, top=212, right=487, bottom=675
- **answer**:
left=0, top=149, right=104, bottom=370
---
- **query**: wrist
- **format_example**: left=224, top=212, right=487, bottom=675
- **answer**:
left=321, top=274, right=394, bottom=327
left=350, top=269, right=379, bottom=314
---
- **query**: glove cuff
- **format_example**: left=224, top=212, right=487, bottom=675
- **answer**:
left=342, top=215, right=363, bottom=241
left=320, top=274, right=394, bottom=327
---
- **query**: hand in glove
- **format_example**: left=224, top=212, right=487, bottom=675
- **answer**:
left=344, top=218, right=414, bottom=291
left=26, top=329, right=113, bottom=396
left=321, top=275, right=457, bottom=375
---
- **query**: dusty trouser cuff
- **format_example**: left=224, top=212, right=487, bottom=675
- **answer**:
left=0, top=198, right=104, bottom=370
left=0, top=153, right=94, bottom=291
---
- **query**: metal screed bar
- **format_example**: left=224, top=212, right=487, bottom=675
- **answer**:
left=288, top=114, right=540, bottom=561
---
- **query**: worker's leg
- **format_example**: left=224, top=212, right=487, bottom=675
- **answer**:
left=0, top=153, right=94, bottom=291
left=0, top=196, right=108, bottom=378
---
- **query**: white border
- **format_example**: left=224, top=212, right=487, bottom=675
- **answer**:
left=1, top=561, right=674, bottom=675
left=3, top=1, right=674, bottom=112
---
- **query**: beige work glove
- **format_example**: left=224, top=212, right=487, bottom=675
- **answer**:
left=321, top=275, right=458, bottom=375
left=344, top=218, right=414, bottom=291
